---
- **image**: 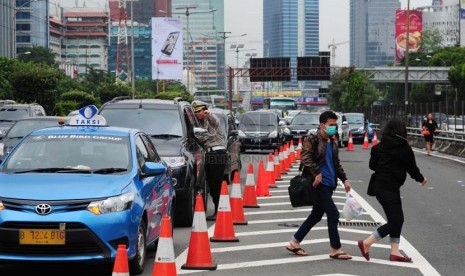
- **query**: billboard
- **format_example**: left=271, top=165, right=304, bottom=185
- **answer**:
left=151, top=17, right=183, bottom=80
left=395, top=9, right=422, bottom=62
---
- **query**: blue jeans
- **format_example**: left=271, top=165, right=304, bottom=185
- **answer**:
left=292, top=185, right=341, bottom=249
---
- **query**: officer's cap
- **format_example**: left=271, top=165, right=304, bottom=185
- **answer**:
left=192, top=100, right=208, bottom=112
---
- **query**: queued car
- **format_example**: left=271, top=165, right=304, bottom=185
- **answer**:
left=345, top=112, right=373, bottom=143
left=335, top=112, right=349, bottom=148
left=0, top=105, right=175, bottom=275
left=210, top=108, right=242, bottom=184
left=239, top=110, right=283, bottom=152
left=0, top=103, right=47, bottom=138
left=282, top=109, right=303, bottom=124
left=282, top=112, right=320, bottom=144
left=0, top=116, right=66, bottom=158
left=99, top=97, right=206, bottom=227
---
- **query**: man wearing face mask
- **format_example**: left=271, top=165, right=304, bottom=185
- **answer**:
left=287, top=110, right=352, bottom=259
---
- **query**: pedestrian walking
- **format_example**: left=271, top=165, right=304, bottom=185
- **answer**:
left=192, top=100, right=227, bottom=221
left=286, top=111, right=352, bottom=260
left=358, top=118, right=428, bottom=263
left=421, top=113, right=438, bottom=156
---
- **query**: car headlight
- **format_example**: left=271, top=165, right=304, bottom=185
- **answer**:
left=161, top=156, right=186, bottom=168
left=0, top=200, right=4, bottom=211
left=308, top=129, right=317, bottom=135
left=283, top=128, right=290, bottom=134
left=238, top=130, right=246, bottom=137
left=0, top=143, right=3, bottom=156
left=87, top=193, right=134, bottom=215
left=268, top=130, right=278, bottom=138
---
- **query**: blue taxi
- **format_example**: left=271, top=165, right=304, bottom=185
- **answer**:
left=0, top=105, right=175, bottom=275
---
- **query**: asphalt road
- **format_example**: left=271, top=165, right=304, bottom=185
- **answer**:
left=1, top=144, right=464, bottom=275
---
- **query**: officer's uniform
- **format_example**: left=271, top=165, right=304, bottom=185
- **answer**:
left=192, top=101, right=227, bottom=220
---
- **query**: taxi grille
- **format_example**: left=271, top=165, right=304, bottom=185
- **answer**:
left=1, top=198, right=95, bottom=214
left=0, top=222, right=109, bottom=256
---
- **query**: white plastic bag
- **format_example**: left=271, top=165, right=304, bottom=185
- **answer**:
left=342, top=193, right=364, bottom=221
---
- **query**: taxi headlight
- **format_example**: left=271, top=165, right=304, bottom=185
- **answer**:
left=0, top=200, right=4, bottom=211
left=268, top=130, right=278, bottom=138
left=283, top=128, right=290, bottom=134
left=238, top=130, right=246, bottom=137
left=87, top=193, right=134, bottom=215
left=161, top=156, right=186, bottom=168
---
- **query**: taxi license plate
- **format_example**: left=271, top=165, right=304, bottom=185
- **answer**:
left=19, top=229, right=65, bottom=245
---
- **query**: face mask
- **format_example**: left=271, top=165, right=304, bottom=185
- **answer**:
left=326, top=125, right=337, bottom=136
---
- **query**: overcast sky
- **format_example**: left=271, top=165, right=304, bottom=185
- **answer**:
left=56, top=0, right=433, bottom=67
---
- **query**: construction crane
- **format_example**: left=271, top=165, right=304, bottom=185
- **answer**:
left=328, top=39, right=349, bottom=67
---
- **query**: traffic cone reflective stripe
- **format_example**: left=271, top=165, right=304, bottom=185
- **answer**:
left=290, top=140, right=296, bottom=164
left=372, top=131, right=378, bottom=146
left=112, top=244, right=129, bottom=276
left=243, top=163, right=260, bottom=208
left=279, top=147, right=286, bottom=175
left=181, top=194, right=217, bottom=270
left=347, top=133, right=354, bottom=151
left=153, top=216, right=176, bottom=276
left=210, top=181, right=239, bottom=242
left=296, top=138, right=302, bottom=160
left=274, top=150, right=282, bottom=181
left=363, top=132, right=370, bottom=149
left=230, top=171, right=248, bottom=225
left=255, top=160, right=270, bottom=197
left=266, top=153, right=277, bottom=188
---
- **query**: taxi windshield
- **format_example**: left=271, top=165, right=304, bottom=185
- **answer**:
left=3, top=135, right=130, bottom=172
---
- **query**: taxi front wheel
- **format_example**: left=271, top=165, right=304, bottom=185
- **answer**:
left=129, top=220, right=147, bottom=275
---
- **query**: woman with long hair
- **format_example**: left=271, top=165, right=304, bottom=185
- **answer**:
left=358, top=118, right=427, bottom=262
left=422, top=113, right=438, bottom=156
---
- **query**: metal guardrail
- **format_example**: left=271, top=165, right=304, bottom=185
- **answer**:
left=373, top=124, right=465, bottom=143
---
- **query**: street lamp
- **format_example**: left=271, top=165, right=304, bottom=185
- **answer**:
left=404, top=0, right=411, bottom=115
left=11, top=0, right=42, bottom=57
left=174, top=5, right=216, bottom=94
left=219, top=32, right=247, bottom=103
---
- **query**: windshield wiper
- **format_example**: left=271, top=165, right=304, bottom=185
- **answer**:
left=92, top=168, right=127, bottom=174
left=150, top=134, right=182, bottom=139
left=14, top=167, right=92, bottom=174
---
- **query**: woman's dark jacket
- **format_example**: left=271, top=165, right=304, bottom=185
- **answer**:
left=369, top=134, right=424, bottom=194
left=422, top=119, right=438, bottom=134
left=300, top=132, right=348, bottom=184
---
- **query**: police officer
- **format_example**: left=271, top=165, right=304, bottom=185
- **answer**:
left=192, top=100, right=227, bottom=221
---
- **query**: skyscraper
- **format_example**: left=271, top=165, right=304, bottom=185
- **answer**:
left=263, top=0, right=319, bottom=88
left=350, top=0, right=400, bottom=67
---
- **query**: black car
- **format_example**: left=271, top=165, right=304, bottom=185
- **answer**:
left=210, top=108, right=242, bottom=184
left=238, top=110, right=283, bottom=152
left=0, top=116, right=65, bottom=160
left=0, top=103, right=47, bottom=137
left=345, top=112, right=373, bottom=143
left=282, top=112, right=321, bottom=144
left=98, top=97, right=206, bottom=227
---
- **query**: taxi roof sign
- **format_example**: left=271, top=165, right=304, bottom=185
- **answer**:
left=69, top=105, right=107, bottom=126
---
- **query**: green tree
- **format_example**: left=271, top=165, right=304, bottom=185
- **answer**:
left=420, top=28, right=444, bottom=53
left=0, top=57, right=14, bottom=98
left=17, top=46, right=57, bottom=67
left=95, top=82, right=131, bottom=104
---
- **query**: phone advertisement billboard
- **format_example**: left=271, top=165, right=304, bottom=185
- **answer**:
left=395, top=9, right=422, bottom=63
left=151, top=17, right=183, bottom=80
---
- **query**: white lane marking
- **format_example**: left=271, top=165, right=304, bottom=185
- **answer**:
left=256, top=201, right=346, bottom=207
left=235, top=227, right=377, bottom=237
left=270, top=190, right=290, bottom=193
left=245, top=208, right=369, bottom=216
left=248, top=217, right=375, bottom=225
left=412, top=148, right=465, bottom=164
left=257, top=195, right=291, bottom=199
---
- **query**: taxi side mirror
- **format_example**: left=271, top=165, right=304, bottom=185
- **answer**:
left=143, top=162, right=166, bottom=176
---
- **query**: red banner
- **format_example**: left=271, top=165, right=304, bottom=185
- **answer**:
left=395, top=9, right=422, bottom=62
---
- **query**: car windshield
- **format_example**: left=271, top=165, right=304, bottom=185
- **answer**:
left=2, top=135, right=130, bottom=172
left=291, top=114, right=320, bottom=125
left=345, top=114, right=365, bottom=124
left=5, top=120, right=59, bottom=138
left=0, top=107, right=29, bottom=121
left=100, top=108, right=183, bottom=137
left=241, top=113, right=277, bottom=126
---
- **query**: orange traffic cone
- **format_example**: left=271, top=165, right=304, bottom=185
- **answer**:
left=152, top=216, right=176, bottom=276
left=372, top=131, right=378, bottom=147
left=255, top=160, right=270, bottom=197
left=243, top=163, right=260, bottom=208
left=289, top=140, right=296, bottom=164
left=274, top=150, right=282, bottom=181
left=181, top=194, right=217, bottom=270
left=296, top=138, right=302, bottom=160
left=230, top=171, right=248, bottom=225
left=265, top=153, right=277, bottom=188
left=347, top=133, right=354, bottom=151
left=112, top=244, right=129, bottom=276
left=363, top=132, right=370, bottom=150
left=279, top=146, right=286, bottom=175
left=210, top=181, right=239, bottom=242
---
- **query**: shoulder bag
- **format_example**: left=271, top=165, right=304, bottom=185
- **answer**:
left=367, top=173, right=376, bottom=196
left=288, top=170, right=316, bottom=207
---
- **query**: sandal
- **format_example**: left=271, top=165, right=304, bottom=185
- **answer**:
left=286, top=246, right=309, bottom=256
left=329, top=252, right=352, bottom=260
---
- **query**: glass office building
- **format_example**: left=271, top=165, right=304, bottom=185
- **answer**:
left=350, top=0, right=400, bottom=67
left=263, top=0, right=319, bottom=88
